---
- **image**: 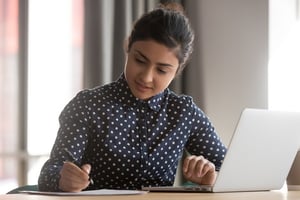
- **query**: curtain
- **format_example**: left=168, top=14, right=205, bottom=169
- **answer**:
left=0, top=0, right=29, bottom=187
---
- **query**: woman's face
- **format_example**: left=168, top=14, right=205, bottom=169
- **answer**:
left=125, top=40, right=179, bottom=100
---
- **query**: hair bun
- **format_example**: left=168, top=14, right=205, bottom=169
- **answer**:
left=159, top=2, right=185, bottom=14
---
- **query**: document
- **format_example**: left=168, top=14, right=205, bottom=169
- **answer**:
left=20, top=189, right=147, bottom=196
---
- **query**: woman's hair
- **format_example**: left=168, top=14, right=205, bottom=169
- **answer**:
left=127, top=2, right=195, bottom=74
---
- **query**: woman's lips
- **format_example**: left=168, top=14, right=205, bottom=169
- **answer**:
left=135, top=81, right=152, bottom=92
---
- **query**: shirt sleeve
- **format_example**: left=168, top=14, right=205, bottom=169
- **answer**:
left=38, top=90, right=91, bottom=191
left=184, top=100, right=227, bottom=171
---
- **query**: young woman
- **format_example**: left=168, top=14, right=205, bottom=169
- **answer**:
left=38, top=3, right=227, bottom=192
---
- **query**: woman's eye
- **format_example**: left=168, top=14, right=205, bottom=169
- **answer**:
left=157, top=68, right=167, bottom=74
left=135, top=58, right=146, bottom=64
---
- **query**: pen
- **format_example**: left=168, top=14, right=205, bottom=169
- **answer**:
left=64, top=148, right=94, bottom=185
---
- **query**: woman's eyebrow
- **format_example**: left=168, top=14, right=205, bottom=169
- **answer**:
left=135, top=50, right=150, bottom=62
left=135, top=50, right=175, bottom=68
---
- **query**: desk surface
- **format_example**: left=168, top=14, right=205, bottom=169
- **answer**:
left=1, top=191, right=300, bottom=200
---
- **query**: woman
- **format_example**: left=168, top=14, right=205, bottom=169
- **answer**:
left=38, top=3, right=227, bottom=192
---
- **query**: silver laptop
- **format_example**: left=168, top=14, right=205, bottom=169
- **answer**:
left=142, top=108, right=300, bottom=192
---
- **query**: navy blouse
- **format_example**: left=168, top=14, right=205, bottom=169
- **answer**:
left=38, top=73, right=227, bottom=191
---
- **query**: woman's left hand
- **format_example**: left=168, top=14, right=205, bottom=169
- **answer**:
left=182, top=155, right=217, bottom=185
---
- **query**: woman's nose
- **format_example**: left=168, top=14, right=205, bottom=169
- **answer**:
left=140, top=67, right=154, bottom=83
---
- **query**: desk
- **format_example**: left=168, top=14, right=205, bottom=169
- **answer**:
left=1, top=191, right=300, bottom=200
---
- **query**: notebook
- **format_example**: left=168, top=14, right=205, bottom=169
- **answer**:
left=142, top=108, right=300, bottom=192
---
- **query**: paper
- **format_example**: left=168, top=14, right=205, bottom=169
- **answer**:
left=20, top=189, right=148, bottom=196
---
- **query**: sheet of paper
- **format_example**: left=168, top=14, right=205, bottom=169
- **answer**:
left=20, top=189, right=148, bottom=196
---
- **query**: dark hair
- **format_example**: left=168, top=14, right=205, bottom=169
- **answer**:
left=127, top=3, right=194, bottom=74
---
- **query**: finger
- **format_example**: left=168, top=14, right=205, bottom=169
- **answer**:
left=59, top=162, right=90, bottom=192
left=60, top=162, right=83, bottom=187
left=183, top=155, right=200, bottom=177
left=183, top=155, right=194, bottom=173
left=203, top=162, right=215, bottom=175
left=81, top=164, right=91, bottom=175
left=195, top=158, right=206, bottom=177
left=81, top=164, right=94, bottom=185
left=62, top=162, right=87, bottom=180
left=195, top=159, right=213, bottom=177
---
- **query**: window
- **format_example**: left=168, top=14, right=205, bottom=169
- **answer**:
left=27, top=0, right=83, bottom=184
left=0, top=0, right=83, bottom=193
left=0, top=0, right=20, bottom=194
left=268, top=0, right=300, bottom=112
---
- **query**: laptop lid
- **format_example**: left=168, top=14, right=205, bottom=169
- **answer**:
left=213, top=108, right=300, bottom=192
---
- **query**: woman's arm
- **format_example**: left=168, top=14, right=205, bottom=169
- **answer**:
left=38, top=90, right=91, bottom=191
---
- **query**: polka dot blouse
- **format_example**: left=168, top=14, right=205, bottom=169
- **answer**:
left=38, top=73, right=227, bottom=191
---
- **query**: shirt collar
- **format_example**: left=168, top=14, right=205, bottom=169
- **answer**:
left=114, top=73, right=167, bottom=112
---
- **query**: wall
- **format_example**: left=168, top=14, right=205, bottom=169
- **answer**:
left=185, top=0, right=269, bottom=145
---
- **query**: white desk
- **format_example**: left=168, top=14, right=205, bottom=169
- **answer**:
left=1, top=191, right=300, bottom=200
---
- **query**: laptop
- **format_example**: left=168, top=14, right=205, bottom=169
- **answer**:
left=142, top=108, right=300, bottom=192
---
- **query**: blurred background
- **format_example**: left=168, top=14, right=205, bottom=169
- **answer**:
left=0, top=0, right=299, bottom=194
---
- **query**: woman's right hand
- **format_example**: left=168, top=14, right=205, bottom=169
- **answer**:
left=58, top=162, right=92, bottom=192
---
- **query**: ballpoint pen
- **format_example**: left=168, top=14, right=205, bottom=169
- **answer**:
left=64, top=148, right=94, bottom=185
